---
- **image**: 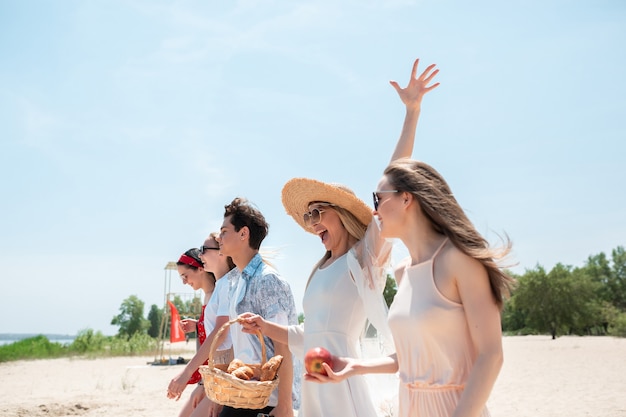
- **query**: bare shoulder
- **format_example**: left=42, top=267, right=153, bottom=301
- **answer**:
left=437, top=242, right=487, bottom=283
left=393, top=256, right=412, bottom=285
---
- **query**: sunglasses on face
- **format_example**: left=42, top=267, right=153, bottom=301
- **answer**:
left=303, top=208, right=327, bottom=227
left=303, top=203, right=337, bottom=227
left=372, top=190, right=399, bottom=210
left=199, top=245, right=220, bottom=254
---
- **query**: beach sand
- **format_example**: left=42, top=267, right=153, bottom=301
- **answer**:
left=1, top=336, right=625, bottom=417
left=489, top=335, right=626, bottom=417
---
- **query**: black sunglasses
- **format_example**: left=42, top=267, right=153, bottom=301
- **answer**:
left=372, top=190, right=399, bottom=210
left=200, top=245, right=220, bottom=253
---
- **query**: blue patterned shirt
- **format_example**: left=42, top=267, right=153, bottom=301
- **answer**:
left=229, top=253, right=301, bottom=409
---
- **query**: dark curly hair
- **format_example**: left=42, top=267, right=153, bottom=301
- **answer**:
left=223, top=197, right=269, bottom=250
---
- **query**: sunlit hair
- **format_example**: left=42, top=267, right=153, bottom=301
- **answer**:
left=177, top=248, right=216, bottom=284
left=224, top=197, right=269, bottom=250
left=384, top=158, right=515, bottom=309
left=208, top=232, right=236, bottom=271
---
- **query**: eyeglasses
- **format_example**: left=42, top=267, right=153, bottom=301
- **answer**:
left=200, top=245, right=220, bottom=254
left=372, top=190, right=399, bottom=210
left=303, top=203, right=336, bottom=227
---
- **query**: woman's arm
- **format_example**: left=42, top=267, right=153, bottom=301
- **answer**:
left=451, top=254, right=504, bottom=417
left=359, top=60, right=440, bottom=272
left=306, top=353, right=399, bottom=383
left=389, top=58, right=440, bottom=163
left=167, top=315, right=230, bottom=398
left=238, top=313, right=289, bottom=345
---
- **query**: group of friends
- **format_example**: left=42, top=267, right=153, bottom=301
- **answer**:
left=164, top=59, right=515, bottom=417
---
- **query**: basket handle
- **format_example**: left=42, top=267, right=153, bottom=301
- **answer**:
left=208, top=317, right=266, bottom=367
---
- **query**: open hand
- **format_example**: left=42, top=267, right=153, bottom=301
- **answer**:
left=390, top=58, right=440, bottom=111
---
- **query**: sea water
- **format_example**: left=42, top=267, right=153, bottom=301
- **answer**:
left=0, top=334, right=75, bottom=346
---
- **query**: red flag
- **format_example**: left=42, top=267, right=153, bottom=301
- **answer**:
left=167, top=300, right=186, bottom=343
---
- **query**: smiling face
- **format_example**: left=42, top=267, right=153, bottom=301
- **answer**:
left=306, top=203, right=351, bottom=253
left=199, top=239, right=221, bottom=274
left=177, top=265, right=205, bottom=291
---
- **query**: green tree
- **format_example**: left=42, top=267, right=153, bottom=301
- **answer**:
left=608, top=312, right=626, bottom=337
left=513, top=264, right=585, bottom=339
left=383, top=274, right=397, bottom=308
left=609, top=246, right=626, bottom=310
left=146, top=304, right=162, bottom=338
left=111, top=295, right=149, bottom=338
left=582, top=247, right=626, bottom=311
left=568, top=266, right=602, bottom=334
left=501, top=271, right=525, bottom=333
left=501, top=296, right=526, bottom=333
left=584, top=252, right=613, bottom=303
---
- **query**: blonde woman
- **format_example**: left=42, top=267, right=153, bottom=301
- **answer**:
left=240, top=59, right=439, bottom=417
left=316, top=144, right=515, bottom=416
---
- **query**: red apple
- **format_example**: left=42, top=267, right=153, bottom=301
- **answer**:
left=304, top=346, right=333, bottom=376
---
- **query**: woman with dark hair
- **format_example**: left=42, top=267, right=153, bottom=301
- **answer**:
left=167, top=235, right=237, bottom=417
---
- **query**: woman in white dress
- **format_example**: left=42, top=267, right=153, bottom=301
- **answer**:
left=240, top=59, right=439, bottom=417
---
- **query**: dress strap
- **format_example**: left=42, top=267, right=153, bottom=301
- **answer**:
left=432, top=237, right=449, bottom=261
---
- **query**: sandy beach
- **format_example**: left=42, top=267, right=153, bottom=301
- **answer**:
left=1, top=336, right=625, bottom=417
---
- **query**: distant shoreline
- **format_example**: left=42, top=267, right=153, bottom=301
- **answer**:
left=0, top=333, right=76, bottom=339
left=0, top=333, right=76, bottom=346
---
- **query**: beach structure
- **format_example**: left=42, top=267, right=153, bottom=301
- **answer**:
left=150, top=261, right=201, bottom=365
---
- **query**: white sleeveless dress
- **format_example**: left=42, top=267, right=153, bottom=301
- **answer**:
left=287, top=217, right=395, bottom=417
left=291, top=254, right=379, bottom=417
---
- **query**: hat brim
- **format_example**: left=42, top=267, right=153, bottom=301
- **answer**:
left=281, top=178, right=373, bottom=234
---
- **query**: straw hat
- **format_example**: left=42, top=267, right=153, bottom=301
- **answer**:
left=281, top=178, right=373, bottom=233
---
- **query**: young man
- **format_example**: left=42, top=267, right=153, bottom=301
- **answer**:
left=217, top=197, right=301, bottom=417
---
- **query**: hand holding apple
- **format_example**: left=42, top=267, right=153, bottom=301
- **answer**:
left=304, top=347, right=334, bottom=376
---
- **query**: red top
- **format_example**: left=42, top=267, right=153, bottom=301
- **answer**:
left=187, top=304, right=208, bottom=385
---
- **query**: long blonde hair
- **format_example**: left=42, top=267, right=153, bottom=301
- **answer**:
left=385, top=158, right=515, bottom=309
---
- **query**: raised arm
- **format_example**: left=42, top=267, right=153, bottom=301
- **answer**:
left=389, top=59, right=440, bottom=163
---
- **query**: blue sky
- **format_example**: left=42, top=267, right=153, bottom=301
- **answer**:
left=1, top=0, right=625, bottom=336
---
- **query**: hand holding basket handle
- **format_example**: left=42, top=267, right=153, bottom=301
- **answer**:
left=199, top=318, right=281, bottom=409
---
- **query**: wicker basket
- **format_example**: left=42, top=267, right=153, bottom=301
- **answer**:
left=199, top=318, right=280, bottom=409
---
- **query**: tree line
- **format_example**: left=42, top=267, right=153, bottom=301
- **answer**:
left=502, top=246, right=626, bottom=339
